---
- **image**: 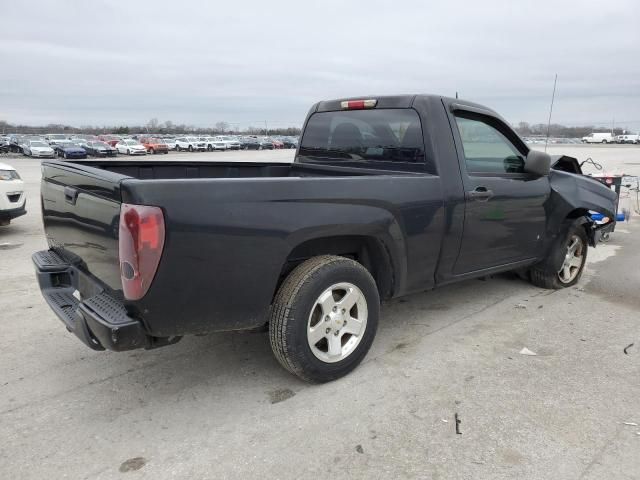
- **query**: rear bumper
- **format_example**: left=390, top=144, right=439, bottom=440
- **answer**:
left=32, top=250, right=178, bottom=351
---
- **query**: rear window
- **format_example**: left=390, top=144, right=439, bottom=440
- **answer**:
left=298, top=109, right=427, bottom=172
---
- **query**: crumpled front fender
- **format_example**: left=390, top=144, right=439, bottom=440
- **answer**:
left=545, top=170, right=617, bottom=247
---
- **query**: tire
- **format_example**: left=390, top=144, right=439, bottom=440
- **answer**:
left=529, top=219, right=588, bottom=289
left=163, top=150, right=168, bottom=154
left=602, top=139, right=607, bottom=144
left=63, top=152, right=68, bottom=159
left=188, top=145, right=193, bottom=152
left=269, top=255, right=380, bottom=383
left=149, top=148, right=155, bottom=155
left=127, top=149, right=131, bottom=155
left=207, top=145, right=213, bottom=152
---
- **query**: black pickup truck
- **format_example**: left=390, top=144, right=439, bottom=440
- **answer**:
left=34, top=95, right=617, bottom=382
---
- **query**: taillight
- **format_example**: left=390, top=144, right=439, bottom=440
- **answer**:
left=119, top=203, right=165, bottom=300
left=340, top=99, right=377, bottom=110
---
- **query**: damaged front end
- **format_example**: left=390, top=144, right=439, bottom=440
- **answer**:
left=548, top=155, right=618, bottom=247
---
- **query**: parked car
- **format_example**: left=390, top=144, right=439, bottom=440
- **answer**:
left=581, top=132, right=614, bottom=144
left=239, top=137, right=260, bottom=150
left=23, top=140, right=55, bottom=158
left=257, top=137, right=275, bottom=150
left=271, top=138, right=284, bottom=149
left=0, top=162, right=26, bottom=226
left=84, top=141, right=118, bottom=157
left=175, top=137, right=206, bottom=152
left=139, top=137, right=169, bottom=154
left=281, top=137, right=299, bottom=149
left=45, top=134, right=72, bottom=146
left=98, top=135, right=122, bottom=147
left=116, top=139, right=147, bottom=156
left=199, top=137, right=225, bottom=151
left=615, top=133, right=639, bottom=144
left=163, top=138, right=177, bottom=151
left=213, top=136, right=241, bottom=150
left=53, top=141, right=88, bottom=159
left=33, top=94, right=617, bottom=383
left=73, top=134, right=99, bottom=143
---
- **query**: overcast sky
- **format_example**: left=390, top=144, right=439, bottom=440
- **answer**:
left=2, top=0, right=639, bottom=129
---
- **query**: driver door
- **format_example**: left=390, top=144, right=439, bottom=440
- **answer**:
left=450, top=111, right=550, bottom=275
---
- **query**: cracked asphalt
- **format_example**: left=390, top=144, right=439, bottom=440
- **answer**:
left=1, top=146, right=639, bottom=479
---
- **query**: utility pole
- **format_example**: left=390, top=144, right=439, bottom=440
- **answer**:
left=264, top=120, right=268, bottom=136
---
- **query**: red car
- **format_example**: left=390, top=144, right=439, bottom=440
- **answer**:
left=271, top=139, right=284, bottom=149
left=139, top=137, right=169, bottom=154
left=98, top=135, right=122, bottom=147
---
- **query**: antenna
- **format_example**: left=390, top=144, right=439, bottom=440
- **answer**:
left=544, top=74, right=558, bottom=153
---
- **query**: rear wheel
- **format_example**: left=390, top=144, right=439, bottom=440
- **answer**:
left=530, top=220, right=588, bottom=289
left=149, top=148, right=155, bottom=154
left=188, top=145, right=193, bottom=152
left=127, top=149, right=131, bottom=155
left=269, top=255, right=380, bottom=383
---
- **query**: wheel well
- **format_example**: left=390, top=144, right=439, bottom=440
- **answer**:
left=277, top=236, right=394, bottom=301
left=565, top=208, right=590, bottom=221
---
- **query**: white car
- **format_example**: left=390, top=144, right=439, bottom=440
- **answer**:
left=45, top=134, right=72, bottom=147
left=23, top=140, right=55, bottom=158
left=163, top=139, right=178, bottom=150
left=0, top=162, right=26, bottom=226
left=200, top=136, right=227, bottom=151
left=581, top=132, right=615, bottom=144
left=616, top=134, right=639, bottom=144
left=116, top=139, right=147, bottom=155
left=175, top=137, right=206, bottom=152
left=214, top=136, right=241, bottom=150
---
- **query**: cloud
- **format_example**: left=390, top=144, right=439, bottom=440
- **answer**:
left=2, top=0, right=639, bottom=129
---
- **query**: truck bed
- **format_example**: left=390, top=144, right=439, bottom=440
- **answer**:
left=66, top=159, right=386, bottom=180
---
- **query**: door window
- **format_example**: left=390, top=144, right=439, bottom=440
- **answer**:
left=454, top=115, right=525, bottom=174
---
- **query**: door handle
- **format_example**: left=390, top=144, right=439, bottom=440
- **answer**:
left=64, top=186, right=79, bottom=205
left=468, top=186, right=494, bottom=202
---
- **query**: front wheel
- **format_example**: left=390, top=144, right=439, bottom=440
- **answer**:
left=529, top=220, right=588, bottom=289
left=188, top=145, right=193, bottom=152
left=269, top=255, right=380, bottom=383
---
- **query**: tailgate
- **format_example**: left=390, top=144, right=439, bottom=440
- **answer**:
left=41, top=161, right=128, bottom=292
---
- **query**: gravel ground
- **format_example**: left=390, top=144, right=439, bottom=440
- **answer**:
left=0, top=146, right=638, bottom=479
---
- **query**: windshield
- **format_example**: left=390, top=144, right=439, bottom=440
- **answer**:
left=298, top=109, right=426, bottom=172
left=30, top=141, right=48, bottom=147
left=48, top=134, right=66, bottom=139
left=92, top=142, right=109, bottom=148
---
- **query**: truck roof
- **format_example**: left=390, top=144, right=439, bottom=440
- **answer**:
left=313, top=94, right=499, bottom=116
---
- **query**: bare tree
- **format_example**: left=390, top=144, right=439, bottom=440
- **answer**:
left=215, top=121, right=229, bottom=133
left=147, top=118, right=159, bottom=131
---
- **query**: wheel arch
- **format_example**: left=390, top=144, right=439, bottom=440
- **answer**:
left=276, top=235, right=396, bottom=302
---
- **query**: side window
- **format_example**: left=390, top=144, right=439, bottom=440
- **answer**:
left=454, top=115, right=525, bottom=174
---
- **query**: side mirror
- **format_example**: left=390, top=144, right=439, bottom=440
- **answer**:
left=524, top=150, right=551, bottom=176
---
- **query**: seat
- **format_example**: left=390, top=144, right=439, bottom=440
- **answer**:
left=331, top=123, right=363, bottom=149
